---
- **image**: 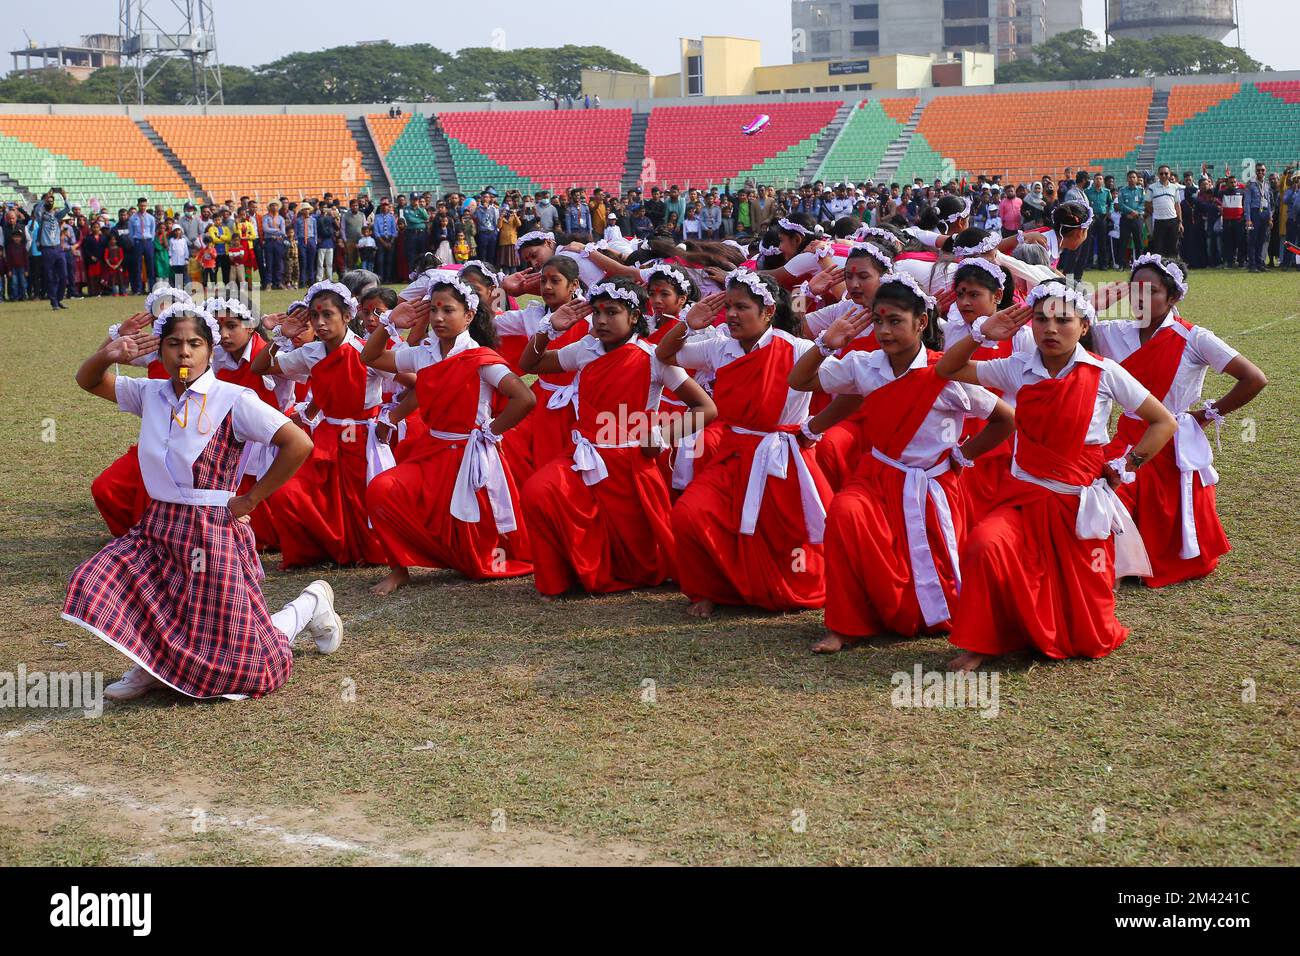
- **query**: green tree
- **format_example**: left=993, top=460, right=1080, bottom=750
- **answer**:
left=998, top=29, right=1268, bottom=83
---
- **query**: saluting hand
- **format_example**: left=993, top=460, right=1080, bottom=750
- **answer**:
left=549, top=299, right=592, bottom=332
left=980, top=304, right=1034, bottom=341
left=684, top=292, right=727, bottom=331
left=821, top=306, right=872, bottom=351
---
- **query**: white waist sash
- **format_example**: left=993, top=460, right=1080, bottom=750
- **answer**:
left=152, top=488, right=235, bottom=507
left=321, top=414, right=397, bottom=486
left=429, top=425, right=517, bottom=533
left=538, top=376, right=580, bottom=411
left=570, top=430, right=639, bottom=487
left=869, top=448, right=961, bottom=628
left=731, top=425, right=827, bottom=544
left=1115, top=410, right=1218, bottom=560
left=1010, top=457, right=1152, bottom=578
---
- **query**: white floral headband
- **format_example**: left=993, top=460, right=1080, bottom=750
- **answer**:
left=724, top=268, right=775, bottom=307
left=462, top=260, right=501, bottom=285
left=878, top=272, right=937, bottom=310
left=644, top=263, right=693, bottom=296
left=1130, top=253, right=1188, bottom=297
left=853, top=225, right=897, bottom=245
left=426, top=273, right=480, bottom=312
left=951, top=233, right=1000, bottom=257
left=849, top=241, right=893, bottom=273
left=516, top=230, right=555, bottom=252
left=757, top=242, right=781, bottom=258
left=587, top=282, right=643, bottom=309
left=203, top=297, right=257, bottom=325
left=944, top=197, right=972, bottom=224
left=1026, top=281, right=1097, bottom=324
left=152, top=303, right=220, bottom=342
left=144, top=285, right=193, bottom=317
left=304, top=279, right=359, bottom=318
left=287, top=299, right=309, bottom=314
left=955, top=256, right=1006, bottom=289
left=778, top=217, right=820, bottom=237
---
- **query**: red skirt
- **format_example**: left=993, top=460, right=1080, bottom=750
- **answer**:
left=960, top=442, right=1013, bottom=525
left=529, top=382, right=579, bottom=470
left=91, top=445, right=152, bottom=537
left=1109, top=440, right=1229, bottom=588
left=948, top=478, right=1129, bottom=659
left=266, top=423, right=386, bottom=568
left=672, top=434, right=827, bottom=611
left=366, top=434, right=532, bottom=579
left=521, top=445, right=675, bottom=595
left=814, top=417, right=867, bottom=494
left=824, top=460, right=965, bottom=637
left=62, top=499, right=292, bottom=699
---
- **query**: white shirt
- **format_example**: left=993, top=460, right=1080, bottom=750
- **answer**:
left=556, top=334, right=688, bottom=413
left=115, top=369, right=288, bottom=505
left=1147, top=183, right=1181, bottom=220
left=274, top=329, right=392, bottom=408
left=940, top=303, right=1037, bottom=375
left=1091, top=314, right=1238, bottom=415
left=677, top=326, right=814, bottom=426
left=804, top=297, right=874, bottom=339
left=817, top=347, right=997, bottom=468
left=783, top=250, right=822, bottom=281
left=168, top=236, right=189, bottom=266
left=975, top=344, right=1151, bottom=445
left=393, top=329, right=511, bottom=423
left=894, top=256, right=954, bottom=295
left=555, top=248, right=608, bottom=287
left=495, top=300, right=549, bottom=338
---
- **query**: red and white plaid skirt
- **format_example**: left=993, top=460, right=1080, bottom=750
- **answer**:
left=62, top=499, right=293, bottom=699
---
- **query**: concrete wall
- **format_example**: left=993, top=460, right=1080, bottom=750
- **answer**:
left=1107, top=0, right=1236, bottom=42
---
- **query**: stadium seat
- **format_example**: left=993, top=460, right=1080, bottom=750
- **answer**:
left=438, top=109, right=631, bottom=195
left=1158, top=83, right=1300, bottom=177
left=817, top=98, right=917, bottom=182
left=146, top=115, right=371, bottom=201
left=367, top=114, right=440, bottom=194
left=640, top=102, right=841, bottom=189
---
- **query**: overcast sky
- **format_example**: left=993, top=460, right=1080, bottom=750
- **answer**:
left=3, top=1, right=1293, bottom=76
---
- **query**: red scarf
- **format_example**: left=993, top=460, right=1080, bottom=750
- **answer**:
left=1014, top=360, right=1104, bottom=486
left=859, top=349, right=948, bottom=461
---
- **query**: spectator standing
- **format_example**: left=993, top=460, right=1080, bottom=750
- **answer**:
left=372, top=198, right=397, bottom=281
left=1194, top=179, right=1222, bottom=268
left=998, top=187, right=1023, bottom=239
left=1267, top=172, right=1283, bottom=267
left=474, top=191, right=501, bottom=266
left=167, top=224, right=189, bottom=285
left=1146, top=165, right=1183, bottom=258
left=402, top=195, right=428, bottom=273
left=664, top=185, right=686, bottom=226
left=1116, top=170, right=1146, bottom=267
left=342, top=198, right=367, bottom=269
left=1244, top=163, right=1274, bottom=272
left=643, top=187, right=667, bottom=229
left=497, top=200, right=521, bottom=273
left=1283, top=167, right=1300, bottom=271
left=564, top=189, right=592, bottom=238
left=32, top=189, right=70, bottom=310
left=1217, top=171, right=1246, bottom=267
left=700, top=195, right=722, bottom=239
left=127, top=197, right=156, bottom=294
left=315, top=204, right=338, bottom=281
left=1086, top=172, right=1114, bottom=270
left=535, top=191, right=560, bottom=231
left=261, top=203, right=287, bottom=288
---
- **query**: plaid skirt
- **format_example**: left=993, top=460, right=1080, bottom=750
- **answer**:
left=62, top=499, right=293, bottom=700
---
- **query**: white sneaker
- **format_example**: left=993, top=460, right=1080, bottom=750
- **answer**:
left=300, top=580, right=343, bottom=655
left=104, top=664, right=163, bottom=701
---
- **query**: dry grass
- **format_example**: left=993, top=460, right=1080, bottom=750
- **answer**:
left=0, top=272, right=1296, bottom=865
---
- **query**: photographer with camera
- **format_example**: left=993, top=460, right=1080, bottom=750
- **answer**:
left=31, top=187, right=70, bottom=311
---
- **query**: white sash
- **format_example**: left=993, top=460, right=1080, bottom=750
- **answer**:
left=731, top=425, right=827, bottom=544
left=1010, top=458, right=1153, bottom=578
left=321, top=415, right=397, bottom=485
left=430, top=426, right=517, bottom=533
left=570, top=429, right=640, bottom=487
left=869, top=448, right=962, bottom=628
left=539, top=376, right=580, bottom=411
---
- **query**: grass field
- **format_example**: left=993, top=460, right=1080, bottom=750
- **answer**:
left=0, top=273, right=1297, bottom=866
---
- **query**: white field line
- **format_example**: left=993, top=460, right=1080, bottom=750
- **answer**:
left=0, top=767, right=409, bottom=862
left=1227, top=313, right=1300, bottom=337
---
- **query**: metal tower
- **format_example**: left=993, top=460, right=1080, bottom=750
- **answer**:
left=117, top=0, right=223, bottom=105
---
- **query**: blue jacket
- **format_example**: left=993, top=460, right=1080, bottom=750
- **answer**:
left=31, top=200, right=70, bottom=248
left=1245, top=180, right=1274, bottom=219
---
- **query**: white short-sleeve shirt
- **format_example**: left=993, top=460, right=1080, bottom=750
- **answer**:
left=555, top=248, right=608, bottom=288
left=1091, top=313, right=1238, bottom=415
left=115, top=368, right=289, bottom=504
left=273, top=330, right=392, bottom=408
left=556, top=334, right=688, bottom=413
left=495, top=301, right=548, bottom=338
left=677, top=326, right=814, bottom=425
left=211, top=336, right=278, bottom=394
left=394, top=329, right=511, bottom=423
left=975, top=344, right=1150, bottom=445
left=804, top=297, right=874, bottom=338
left=783, top=249, right=822, bottom=281
left=817, top=346, right=997, bottom=468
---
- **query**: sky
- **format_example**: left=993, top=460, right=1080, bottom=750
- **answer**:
left=3, top=0, right=1294, bottom=77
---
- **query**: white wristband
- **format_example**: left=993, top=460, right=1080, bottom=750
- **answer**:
left=813, top=330, right=837, bottom=358
left=380, top=313, right=401, bottom=341
left=1201, top=399, right=1226, bottom=424
left=539, top=316, right=563, bottom=340
left=107, top=323, right=122, bottom=340
left=650, top=423, right=667, bottom=449
left=273, top=334, right=295, bottom=352
left=1107, top=456, right=1137, bottom=485
left=969, top=316, right=991, bottom=347
left=479, top=421, right=504, bottom=444
left=950, top=444, right=975, bottom=469
left=800, top=418, right=824, bottom=443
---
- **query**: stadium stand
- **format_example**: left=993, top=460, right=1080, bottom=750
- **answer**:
left=1158, top=82, right=1300, bottom=176
left=816, top=98, right=917, bottom=183
left=147, top=114, right=371, bottom=201
left=438, top=109, right=631, bottom=195
left=367, top=113, right=440, bottom=194
left=0, top=115, right=189, bottom=209
left=641, top=101, right=841, bottom=188
left=894, top=87, right=1152, bottom=184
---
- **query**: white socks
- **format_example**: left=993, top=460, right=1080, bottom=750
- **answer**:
left=271, top=591, right=320, bottom=641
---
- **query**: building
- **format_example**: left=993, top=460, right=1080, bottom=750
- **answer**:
left=9, top=34, right=121, bottom=82
left=791, top=0, right=1083, bottom=65
left=1106, top=0, right=1236, bottom=43
left=582, top=35, right=994, bottom=101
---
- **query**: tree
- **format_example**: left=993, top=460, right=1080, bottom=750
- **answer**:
left=996, top=29, right=1267, bottom=83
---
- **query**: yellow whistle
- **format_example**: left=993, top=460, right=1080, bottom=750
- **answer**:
left=178, top=366, right=189, bottom=382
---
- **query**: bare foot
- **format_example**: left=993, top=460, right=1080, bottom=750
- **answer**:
left=370, top=567, right=410, bottom=596
left=686, top=599, right=716, bottom=618
left=948, top=650, right=990, bottom=672
left=812, top=631, right=861, bottom=654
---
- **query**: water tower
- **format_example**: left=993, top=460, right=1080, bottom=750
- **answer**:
left=1107, top=0, right=1237, bottom=43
